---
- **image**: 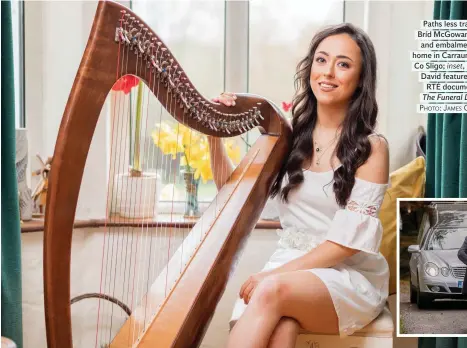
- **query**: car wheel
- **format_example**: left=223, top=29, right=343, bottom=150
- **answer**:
left=416, top=274, right=433, bottom=309
left=410, top=274, right=417, bottom=304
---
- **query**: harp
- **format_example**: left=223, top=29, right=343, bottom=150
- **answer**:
left=43, top=1, right=291, bottom=347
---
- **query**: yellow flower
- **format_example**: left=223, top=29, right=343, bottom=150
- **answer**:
left=151, top=123, right=184, bottom=159
left=152, top=122, right=243, bottom=183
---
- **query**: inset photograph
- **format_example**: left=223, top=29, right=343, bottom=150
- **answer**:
left=398, top=199, right=467, bottom=336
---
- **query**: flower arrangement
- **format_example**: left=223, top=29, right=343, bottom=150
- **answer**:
left=112, top=75, right=143, bottom=176
left=151, top=122, right=241, bottom=183
left=111, top=75, right=161, bottom=218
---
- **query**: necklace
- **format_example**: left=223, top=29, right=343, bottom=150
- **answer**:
left=314, top=137, right=337, bottom=166
left=313, top=127, right=340, bottom=166
left=314, top=136, right=337, bottom=153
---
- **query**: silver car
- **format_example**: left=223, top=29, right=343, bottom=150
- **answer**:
left=408, top=210, right=467, bottom=309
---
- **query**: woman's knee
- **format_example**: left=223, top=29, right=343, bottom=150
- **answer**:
left=250, top=275, right=290, bottom=310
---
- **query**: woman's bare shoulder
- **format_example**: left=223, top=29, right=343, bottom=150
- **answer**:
left=355, top=133, right=389, bottom=184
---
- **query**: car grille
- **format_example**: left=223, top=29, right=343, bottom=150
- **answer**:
left=451, top=267, right=466, bottom=279
left=449, top=287, right=462, bottom=293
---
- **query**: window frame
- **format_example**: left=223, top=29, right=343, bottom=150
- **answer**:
left=11, top=0, right=26, bottom=128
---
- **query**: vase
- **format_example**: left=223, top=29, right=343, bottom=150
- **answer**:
left=113, top=172, right=160, bottom=219
left=15, top=128, right=33, bottom=221
left=182, top=170, right=200, bottom=218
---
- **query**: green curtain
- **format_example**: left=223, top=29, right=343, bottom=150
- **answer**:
left=420, top=338, right=467, bottom=348
left=425, top=1, right=467, bottom=199
left=423, top=0, right=467, bottom=346
left=1, top=1, right=23, bottom=347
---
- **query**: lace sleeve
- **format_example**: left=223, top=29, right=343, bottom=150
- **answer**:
left=326, top=178, right=389, bottom=255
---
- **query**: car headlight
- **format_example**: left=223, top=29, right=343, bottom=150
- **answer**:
left=424, top=262, right=439, bottom=277
left=441, top=267, right=450, bottom=277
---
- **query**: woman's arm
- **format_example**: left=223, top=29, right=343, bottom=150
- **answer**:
left=240, top=135, right=390, bottom=303
left=207, top=136, right=234, bottom=190
left=269, top=134, right=390, bottom=274
left=207, top=92, right=237, bottom=190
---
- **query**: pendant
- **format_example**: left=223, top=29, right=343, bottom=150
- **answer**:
left=316, top=159, right=320, bottom=165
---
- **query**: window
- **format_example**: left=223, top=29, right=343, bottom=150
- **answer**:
left=114, top=1, right=344, bottom=216
left=11, top=0, right=25, bottom=128
left=247, top=0, right=344, bottom=144
left=128, top=0, right=226, bottom=209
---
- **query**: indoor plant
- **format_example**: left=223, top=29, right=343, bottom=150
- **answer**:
left=112, top=76, right=160, bottom=219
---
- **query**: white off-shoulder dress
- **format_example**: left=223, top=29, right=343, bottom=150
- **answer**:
left=230, top=145, right=391, bottom=337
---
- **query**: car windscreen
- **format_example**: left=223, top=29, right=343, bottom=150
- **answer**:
left=426, top=228, right=467, bottom=250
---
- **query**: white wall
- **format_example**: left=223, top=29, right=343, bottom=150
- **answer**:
left=25, top=1, right=108, bottom=220
left=346, top=0, right=432, bottom=173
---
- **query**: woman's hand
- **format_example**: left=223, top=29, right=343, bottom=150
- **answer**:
left=212, top=91, right=237, bottom=106
left=207, top=92, right=237, bottom=142
left=239, top=270, right=274, bottom=305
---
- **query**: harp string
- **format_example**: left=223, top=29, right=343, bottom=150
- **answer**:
left=103, top=12, right=132, bottom=345
left=140, top=41, right=156, bottom=332
left=105, top=17, right=128, bottom=342
left=126, top=37, right=142, bottom=343
left=94, top=15, right=245, bottom=345
left=114, top=19, right=134, bottom=344
left=179, top=63, right=195, bottom=293
left=166, top=64, right=179, bottom=297
left=95, top=11, right=125, bottom=348
left=128, top=27, right=146, bottom=329
left=101, top=12, right=129, bottom=347
left=148, top=58, right=165, bottom=334
left=134, top=36, right=156, bottom=339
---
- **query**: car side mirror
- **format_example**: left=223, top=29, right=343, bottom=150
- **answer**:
left=408, top=245, right=420, bottom=254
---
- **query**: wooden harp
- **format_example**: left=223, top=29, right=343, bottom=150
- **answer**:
left=43, top=1, right=291, bottom=347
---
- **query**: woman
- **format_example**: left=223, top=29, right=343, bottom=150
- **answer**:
left=208, top=22, right=390, bottom=348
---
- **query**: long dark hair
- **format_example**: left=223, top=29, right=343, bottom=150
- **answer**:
left=270, top=23, right=380, bottom=208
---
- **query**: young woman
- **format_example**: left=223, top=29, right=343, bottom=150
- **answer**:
left=208, top=22, right=390, bottom=348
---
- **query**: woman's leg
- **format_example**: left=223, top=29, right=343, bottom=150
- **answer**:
left=226, top=270, right=338, bottom=348
left=267, top=317, right=300, bottom=348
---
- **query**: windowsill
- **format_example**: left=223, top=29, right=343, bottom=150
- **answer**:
left=20, top=215, right=281, bottom=233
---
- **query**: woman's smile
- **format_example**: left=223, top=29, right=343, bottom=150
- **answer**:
left=318, top=81, right=338, bottom=92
